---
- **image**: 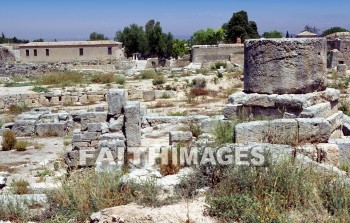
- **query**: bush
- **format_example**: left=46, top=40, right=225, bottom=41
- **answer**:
left=10, top=179, right=31, bottom=195
left=211, top=61, right=227, bottom=70
left=165, top=85, right=172, bottom=91
left=152, top=76, right=166, bottom=85
left=47, top=169, right=162, bottom=222
left=91, top=73, right=115, bottom=84
left=115, top=75, right=126, bottom=85
left=32, top=86, right=49, bottom=93
left=2, top=130, right=17, bottom=151
left=14, top=141, right=27, bottom=151
left=36, top=71, right=84, bottom=87
left=206, top=159, right=350, bottom=222
left=212, top=121, right=238, bottom=145
left=139, top=70, right=158, bottom=79
left=160, top=93, right=171, bottom=99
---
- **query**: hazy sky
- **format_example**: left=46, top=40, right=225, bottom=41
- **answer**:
left=1, top=0, right=350, bottom=41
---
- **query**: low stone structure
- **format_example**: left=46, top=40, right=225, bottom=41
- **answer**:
left=0, top=90, right=108, bottom=111
left=327, top=32, right=350, bottom=68
left=191, top=44, right=244, bottom=65
left=224, top=37, right=345, bottom=165
left=64, top=89, right=142, bottom=168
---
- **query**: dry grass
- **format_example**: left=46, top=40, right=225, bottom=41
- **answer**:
left=147, top=101, right=175, bottom=109
left=35, top=71, right=85, bottom=87
left=14, top=141, right=28, bottom=151
left=10, top=179, right=32, bottom=195
left=1, top=130, right=17, bottom=151
left=91, top=73, right=115, bottom=84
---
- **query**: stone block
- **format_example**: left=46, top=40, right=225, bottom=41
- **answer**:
left=12, top=120, right=36, bottom=137
left=223, top=104, right=243, bottom=120
left=169, top=131, right=193, bottom=145
left=300, top=102, right=338, bottom=118
left=316, top=143, right=340, bottom=166
left=109, top=115, right=124, bottom=132
left=235, top=119, right=298, bottom=144
left=80, top=112, right=107, bottom=131
left=124, top=101, right=141, bottom=147
left=87, top=123, right=102, bottom=132
left=81, top=132, right=99, bottom=141
left=143, top=90, right=155, bottom=101
left=296, top=118, right=331, bottom=143
left=36, top=123, right=67, bottom=137
left=244, top=38, right=327, bottom=94
left=328, top=139, right=350, bottom=162
left=99, top=132, right=125, bottom=141
left=337, top=64, right=347, bottom=76
left=107, top=89, right=126, bottom=116
left=326, top=111, right=343, bottom=133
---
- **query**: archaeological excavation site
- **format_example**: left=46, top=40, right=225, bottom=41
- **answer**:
left=1, top=3, right=350, bottom=223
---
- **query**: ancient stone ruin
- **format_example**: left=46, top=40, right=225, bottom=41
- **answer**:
left=64, top=89, right=141, bottom=168
left=224, top=38, right=347, bottom=165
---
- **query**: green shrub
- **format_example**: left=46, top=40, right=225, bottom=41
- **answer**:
left=211, top=61, right=227, bottom=70
left=206, top=159, right=350, bottom=222
left=115, top=75, right=126, bottom=85
left=339, top=101, right=350, bottom=116
left=46, top=169, right=162, bottom=222
left=91, top=73, right=115, bottom=84
left=10, top=179, right=31, bottom=195
left=152, top=75, right=166, bottom=85
left=165, top=85, right=172, bottom=91
left=7, top=104, right=30, bottom=115
left=2, top=130, right=17, bottom=151
left=212, top=121, right=238, bottom=146
left=139, top=70, right=157, bottom=79
left=14, top=141, right=28, bottom=151
left=32, top=86, right=49, bottom=93
left=160, top=93, right=171, bottom=99
left=167, top=111, right=188, bottom=116
left=36, top=71, right=85, bottom=87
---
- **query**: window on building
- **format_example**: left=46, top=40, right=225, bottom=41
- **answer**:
left=79, top=48, right=84, bottom=56
left=26, top=50, right=29, bottom=57
left=46, top=49, right=50, bottom=56
left=34, top=49, right=37, bottom=57
left=108, top=47, right=112, bottom=55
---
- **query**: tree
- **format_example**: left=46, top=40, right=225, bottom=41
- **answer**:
left=262, top=30, right=283, bottom=38
left=190, top=28, right=223, bottom=45
left=322, top=27, right=349, bottom=37
left=115, top=24, right=148, bottom=57
left=304, top=25, right=319, bottom=34
left=224, top=10, right=259, bottom=43
left=172, top=39, right=189, bottom=59
left=286, top=31, right=290, bottom=38
left=33, top=38, right=44, bottom=42
left=90, top=32, right=108, bottom=41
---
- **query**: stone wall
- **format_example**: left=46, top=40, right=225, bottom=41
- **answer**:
left=0, top=90, right=108, bottom=111
left=191, top=44, right=244, bottom=65
left=328, top=39, right=350, bottom=68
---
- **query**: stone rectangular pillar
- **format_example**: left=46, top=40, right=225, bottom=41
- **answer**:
left=124, top=101, right=141, bottom=147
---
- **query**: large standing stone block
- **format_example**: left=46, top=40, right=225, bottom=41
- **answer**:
left=124, top=101, right=141, bottom=147
left=296, top=118, right=331, bottom=143
left=244, top=38, right=327, bottom=94
left=107, top=89, right=126, bottom=116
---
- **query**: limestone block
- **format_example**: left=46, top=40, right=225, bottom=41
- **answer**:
left=337, top=64, right=347, bottom=76
left=87, top=95, right=104, bottom=103
left=169, top=131, right=193, bottom=145
left=12, top=120, right=37, bottom=137
left=79, top=94, right=88, bottom=104
left=235, top=119, right=298, bottom=144
left=36, top=123, right=67, bottom=137
left=244, top=38, right=327, bottom=94
left=296, top=118, right=331, bottom=143
left=109, top=115, right=124, bottom=132
left=51, top=96, right=60, bottom=105
left=143, top=90, right=155, bottom=101
left=326, top=111, right=343, bottom=133
left=124, top=101, right=141, bottom=147
left=223, top=104, right=243, bottom=120
left=98, top=132, right=125, bottom=141
left=107, top=89, right=126, bottom=116
left=316, top=143, right=340, bottom=166
left=328, top=139, right=350, bottom=162
left=87, top=123, right=102, bottom=132
left=81, top=132, right=99, bottom=141
left=80, top=112, right=107, bottom=131
left=300, top=102, right=337, bottom=118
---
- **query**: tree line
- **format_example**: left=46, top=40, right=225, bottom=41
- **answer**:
left=0, top=33, right=29, bottom=44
